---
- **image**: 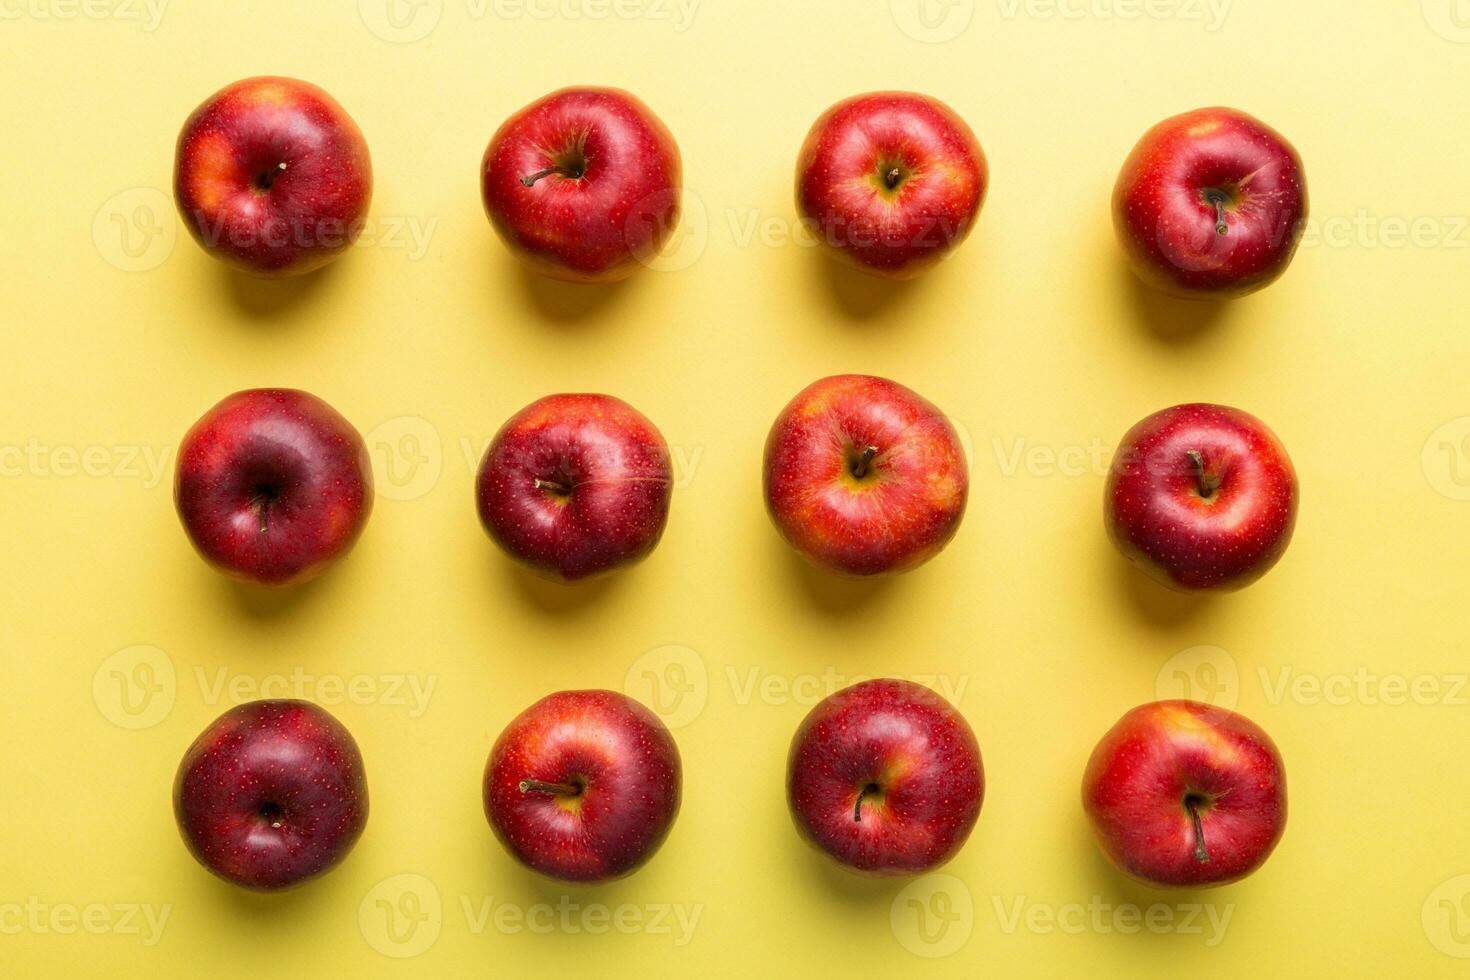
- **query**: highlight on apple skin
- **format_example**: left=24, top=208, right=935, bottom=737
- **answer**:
left=1082, top=699, right=1287, bottom=889
left=1113, top=106, right=1308, bottom=299
left=763, top=374, right=968, bottom=576
left=173, top=699, right=369, bottom=891
left=174, top=388, right=373, bottom=587
left=481, top=86, right=682, bottom=283
left=786, top=678, right=984, bottom=876
left=475, top=393, right=673, bottom=583
left=795, top=91, right=987, bottom=279
left=483, top=690, right=681, bottom=883
left=174, top=76, right=372, bottom=277
left=1105, top=402, right=1297, bottom=592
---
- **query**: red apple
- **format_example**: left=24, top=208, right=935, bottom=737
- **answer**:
left=481, top=87, right=681, bottom=283
left=175, top=389, right=373, bottom=587
left=1082, top=700, right=1287, bottom=888
left=1113, top=107, right=1307, bottom=298
left=1105, top=403, right=1297, bottom=592
left=174, top=76, right=372, bottom=277
left=787, top=679, right=983, bottom=876
left=475, top=393, right=672, bottom=582
left=764, top=375, right=967, bottom=575
left=174, top=700, right=368, bottom=891
left=483, top=690, right=681, bottom=883
left=795, top=92, right=987, bottom=279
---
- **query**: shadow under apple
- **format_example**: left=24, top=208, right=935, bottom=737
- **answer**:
left=218, top=259, right=339, bottom=321
left=501, top=558, right=626, bottom=617
left=806, top=250, right=923, bottom=322
left=508, top=259, right=637, bottom=326
left=1118, top=262, right=1233, bottom=344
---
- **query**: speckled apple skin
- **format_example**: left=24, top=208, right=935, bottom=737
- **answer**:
left=1082, top=700, right=1287, bottom=888
left=173, top=700, right=368, bottom=891
left=1105, top=402, right=1297, bottom=592
left=1113, top=106, right=1307, bottom=298
left=174, top=76, right=372, bottom=277
left=481, top=87, right=681, bottom=283
left=796, top=91, right=987, bottom=279
left=475, top=394, right=672, bottom=583
left=484, top=690, right=681, bottom=883
left=174, top=388, right=373, bottom=587
left=763, top=375, right=967, bottom=576
left=786, top=679, right=983, bottom=876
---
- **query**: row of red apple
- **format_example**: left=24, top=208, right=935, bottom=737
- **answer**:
left=175, top=686, right=1286, bottom=891
left=175, top=77, right=1307, bottom=295
left=176, top=382, right=1297, bottom=591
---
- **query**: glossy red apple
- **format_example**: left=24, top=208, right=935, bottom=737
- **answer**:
left=1083, top=700, right=1287, bottom=888
left=481, top=86, right=681, bottom=283
left=484, top=690, right=681, bottom=883
left=764, top=375, right=967, bottom=575
left=1113, top=107, right=1307, bottom=298
left=787, top=679, right=983, bottom=876
left=796, top=92, right=987, bottom=279
left=174, top=700, right=368, bottom=891
left=1106, top=403, right=1297, bottom=592
left=475, top=393, right=672, bottom=582
left=174, top=76, right=372, bottom=277
left=175, top=389, right=373, bottom=587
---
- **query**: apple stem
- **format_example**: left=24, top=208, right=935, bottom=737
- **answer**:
left=854, top=784, right=877, bottom=822
left=519, top=779, right=580, bottom=797
left=1205, top=191, right=1229, bottom=235
left=851, top=446, right=880, bottom=480
left=534, top=478, right=570, bottom=495
left=520, top=166, right=579, bottom=187
left=884, top=168, right=903, bottom=190
left=1186, top=797, right=1210, bottom=864
left=1185, top=450, right=1219, bottom=499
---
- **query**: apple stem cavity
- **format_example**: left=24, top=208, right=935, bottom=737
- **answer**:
left=851, top=445, right=880, bottom=480
left=1185, top=450, right=1219, bottom=500
left=1204, top=190, right=1229, bottom=235
left=883, top=168, right=903, bottom=191
left=1185, top=796, right=1210, bottom=864
left=519, top=778, right=581, bottom=797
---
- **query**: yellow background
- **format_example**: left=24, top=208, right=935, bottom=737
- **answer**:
left=4, top=0, right=1469, bottom=975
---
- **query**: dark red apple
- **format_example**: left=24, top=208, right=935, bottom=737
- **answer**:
left=787, top=679, right=983, bottom=876
left=174, top=699, right=368, bottom=891
left=1105, top=402, right=1297, bottom=592
left=174, top=76, right=372, bottom=277
left=795, top=92, right=987, bottom=279
left=481, top=86, right=681, bottom=283
left=1083, top=700, right=1287, bottom=888
left=175, top=388, right=373, bottom=587
left=483, top=690, right=681, bottom=883
left=764, top=375, right=967, bottom=575
left=1113, top=107, right=1307, bottom=298
left=475, top=393, right=672, bottom=582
